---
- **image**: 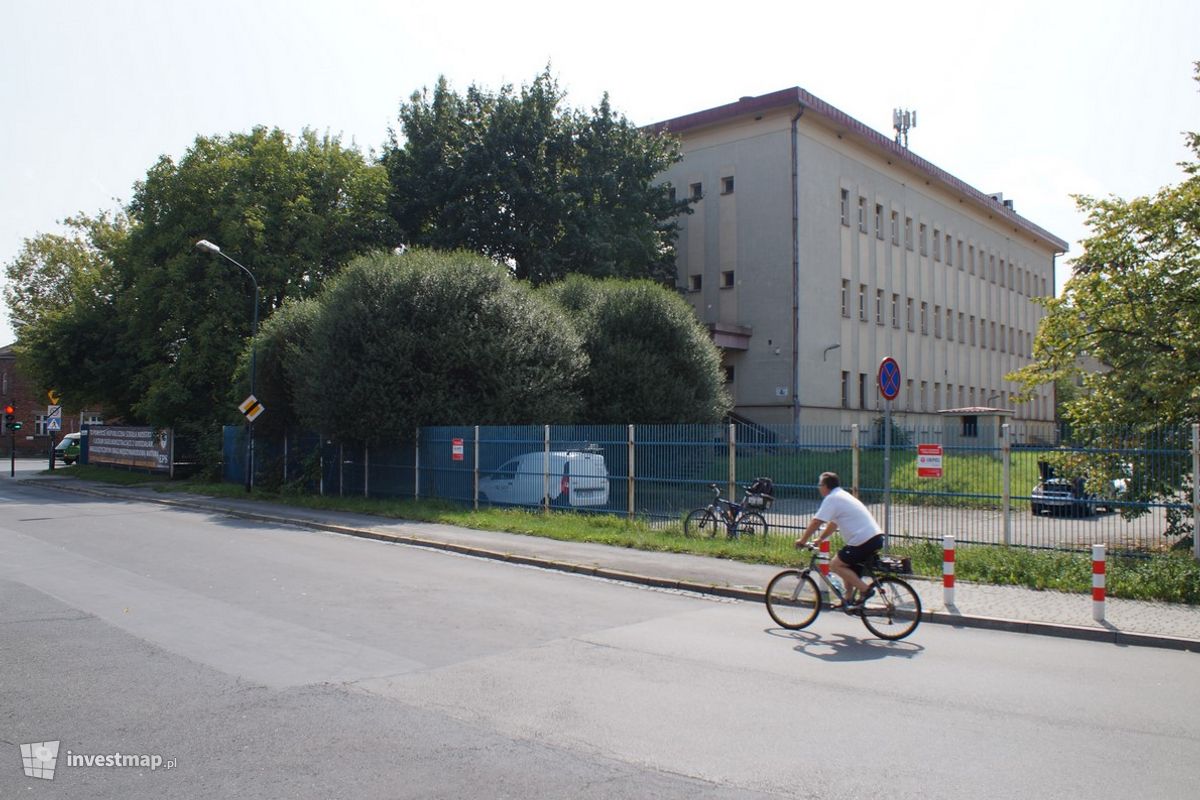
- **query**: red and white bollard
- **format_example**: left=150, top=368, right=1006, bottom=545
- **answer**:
left=1092, top=544, right=1106, bottom=622
left=943, top=535, right=956, bottom=607
left=819, top=539, right=831, bottom=577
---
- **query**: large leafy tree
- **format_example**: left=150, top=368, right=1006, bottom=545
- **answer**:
left=1009, top=63, right=1200, bottom=540
left=544, top=275, right=730, bottom=423
left=53, top=128, right=396, bottom=446
left=383, top=70, right=689, bottom=285
left=288, top=249, right=587, bottom=441
left=4, top=212, right=135, bottom=412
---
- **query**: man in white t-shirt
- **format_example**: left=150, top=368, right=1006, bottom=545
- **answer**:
left=794, top=471, right=884, bottom=610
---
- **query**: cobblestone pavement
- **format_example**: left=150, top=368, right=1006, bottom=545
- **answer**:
left=19, top=476, right=1200, bottom=649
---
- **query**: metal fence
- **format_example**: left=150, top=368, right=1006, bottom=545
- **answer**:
left=224, top=422, right=1200, bottom=557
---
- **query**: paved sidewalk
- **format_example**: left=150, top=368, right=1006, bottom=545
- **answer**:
left=21, top=476, right=1200, bottom=652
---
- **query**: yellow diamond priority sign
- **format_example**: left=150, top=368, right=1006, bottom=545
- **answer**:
left=238, top=394, right=265, bottom=422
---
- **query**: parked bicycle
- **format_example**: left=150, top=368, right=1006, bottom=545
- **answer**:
left=765, top=543, right=922, bottom=640
left=683, top=478, right=774, bottom=540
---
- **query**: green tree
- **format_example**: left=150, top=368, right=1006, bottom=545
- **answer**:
left=544, top=275, right=730, bottom=423
left=114, top=127, right=397, bottom=445
left=1009, top=62, right=1200, bottom=541
left=289, top=249, right=586, bottom=441
left=383, top=70, right=689, bottom=285
left=4, top=212, right=134, bottom=413
left=234, top=297, right=320, bottom=439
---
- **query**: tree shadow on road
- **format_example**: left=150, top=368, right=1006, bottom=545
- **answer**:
left=763, top=627, right=923, bottom=662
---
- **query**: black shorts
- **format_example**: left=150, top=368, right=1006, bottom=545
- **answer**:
left=837, top=535, right=884, bottom=575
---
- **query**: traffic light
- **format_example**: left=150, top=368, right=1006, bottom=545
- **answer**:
left=3, top=403, right=14, bottom=432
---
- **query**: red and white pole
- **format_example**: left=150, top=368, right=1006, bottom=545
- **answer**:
left=819, top=539, right=831, bottom=577
left=1092, top=544, right=1106, bottom=622
left=943, top=535, right=956, bottom=607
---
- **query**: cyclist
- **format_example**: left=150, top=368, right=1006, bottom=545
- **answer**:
left=794, top=471, right=884, bottom=610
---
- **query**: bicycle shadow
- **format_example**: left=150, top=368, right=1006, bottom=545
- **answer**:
left=764, top=628, right=924, bottom=662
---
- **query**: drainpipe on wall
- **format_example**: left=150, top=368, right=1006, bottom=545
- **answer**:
left=790, top=104, right=805, bottom=439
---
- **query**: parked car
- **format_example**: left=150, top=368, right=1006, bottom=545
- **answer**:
left=1030, top=461, right=1093, bottom=517
left=54, top=432, right=81, bottom=465
left=479, top=449, right=609, bottom=509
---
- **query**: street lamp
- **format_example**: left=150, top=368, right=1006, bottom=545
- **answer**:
left=196, top=239, right=259, bottom=492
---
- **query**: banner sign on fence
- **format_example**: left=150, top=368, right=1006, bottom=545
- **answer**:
left=917, top=443, right=943, bottom=478
left=451, top=438, right=464, bottom=461
left=86, top=426, right=172, bottom=472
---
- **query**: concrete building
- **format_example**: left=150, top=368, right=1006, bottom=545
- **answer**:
left=651, top=88, right=1066, bottom=442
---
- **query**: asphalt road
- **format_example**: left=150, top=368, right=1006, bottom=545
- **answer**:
left=2, top=474, right=1197, bottom=799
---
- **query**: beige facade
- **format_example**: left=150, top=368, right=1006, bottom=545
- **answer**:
left=652, top=89, right=1066, bottom=441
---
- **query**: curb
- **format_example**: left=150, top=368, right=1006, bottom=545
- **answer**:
left=19, top=478, right=1200, bottom=653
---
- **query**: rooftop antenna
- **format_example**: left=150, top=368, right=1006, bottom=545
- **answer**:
left=893, top=108, right=917, bottom=149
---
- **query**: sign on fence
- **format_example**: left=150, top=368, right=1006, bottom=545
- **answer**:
left=86, top=426, right=172, bottom=472
left=451, top=438, right=464, bottom=461
left=917, top=443, right=943, bottom=478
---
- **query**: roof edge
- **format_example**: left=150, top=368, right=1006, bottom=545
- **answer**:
left=648, top=87, right=1069, bottom=254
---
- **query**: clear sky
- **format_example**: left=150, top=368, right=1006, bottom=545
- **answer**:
left=3, top=0, right=1197, bottom=348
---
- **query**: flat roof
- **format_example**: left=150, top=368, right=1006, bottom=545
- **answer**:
left=649, top=87, right=1069, bottom=254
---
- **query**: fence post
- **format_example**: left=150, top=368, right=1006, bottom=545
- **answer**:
left=851, top=424, right=860, bottom=497
left=473, top=425, right=480, bottom=511
left=1092, top=544, right=1106, bottom=622
left=943, top=535, right=956, bottom=607
left=319, top=434, right=325, bottom=497
left=364, top=442, right=369, bottom=499
left=728, top=423, right=736, bottom=502
left=339, top=442, right=344, bottom=497
left=627, top=424, right=635, bottom=521
left=543, top=425, right=551, bottom=513
left=1193, top=423, right=1199, bottom=563
left=414, top=427, right=420, bottom=500
left=1001, top=423, right=1012, bottom=546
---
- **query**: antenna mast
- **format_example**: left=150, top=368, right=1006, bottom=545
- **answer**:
left=893, top=108, right=917, bottom=149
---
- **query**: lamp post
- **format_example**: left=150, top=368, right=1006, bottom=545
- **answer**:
left=195, top=239, right=258, bottom=492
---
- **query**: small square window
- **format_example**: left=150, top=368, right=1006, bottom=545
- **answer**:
left=720, top=270, right=735, bottom=288
left=721, top=176, right=734, bottom=195
left=689, top=274, right=702, bottom=292
left=690, top=182, right=703, bottom=201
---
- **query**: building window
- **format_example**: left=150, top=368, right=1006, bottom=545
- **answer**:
left=999, top=259, right=1006, bottom=287
left=945, top=235, right=953, bottom=266
left=876, top=289, right=884, bottom=325
left=905, top=217, right=913, bottom=250
left=919, top=223, right=928, bottom=256
left=946, top=308, right=954, bottom=341
left=933, top=229, right=941, bottom=261
left=690, top=182, right=703, bottom=201
left=957, top=240, right=964, bottom=270
left=1009, top=263, right=1015, bottom=289
left=858, top=283, right=867, bottom=321
left=970, top=315, right=976, bottom=346
left=958, top=312, right=965, bottom=343
left=934, top=382, right=941, bottom=411
left=962, top=415, right=979, bottom=438
left=990, top=321, right=997, bottom=350
left=875, top=204, right=884, bottom=239
left=1000, top=324, right=1007, bottom=353
left=920, top=381, right=928, bottom=411
left=989, top=255, right=996, bottom=282
left=82, top=413, right=103, bottom=427
left=721, top=270, right=735, bottom=288
left=841, top=371, right=850, bottom=408
left=841, top=279, right=850, bottom=317
left=891, top=211, right=900, bottom=245
left=689, top=274, right=702, bottom=292
left=858, top=196, right=868, bottom=233
left=859, top=373, right=869, bottom=409
left=920, top=301, right=928, bottom=335
left=934, top=304, right=942, bottom=338
left=906, top=379, right=914, bottom=411
left=840, top=189, right=850, bottom=226
left=906, top=298, right=914, bottom=331
left=723, top=365, right=735, bottom=383
left=891, top=293, right=900, bottom=328
left=721, top=176, right=734, bottom=195
left=969, top=246, right=976, bottom=275
left=35, top=414, right=48, bottom=436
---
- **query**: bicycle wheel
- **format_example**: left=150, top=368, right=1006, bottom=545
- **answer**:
left=735, top=512, right=768, bottom=539
left=765, top=571, right=821, bottom=629
left=683, top=508, right=720, bottom=538
left=859, top=576, right=921, bottom=640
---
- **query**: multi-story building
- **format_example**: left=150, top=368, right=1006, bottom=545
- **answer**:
left=651, top=88, right=1066, bottom=440
left=1, top=343, right=104, bottom=455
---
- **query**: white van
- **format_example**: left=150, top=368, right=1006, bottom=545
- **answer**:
left=479, top=450, right=610, bottom=508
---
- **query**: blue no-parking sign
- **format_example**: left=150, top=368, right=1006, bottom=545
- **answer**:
left=878, top=357, right=901, bottom=400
